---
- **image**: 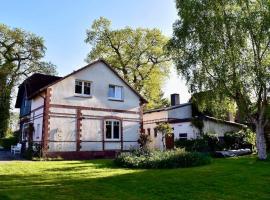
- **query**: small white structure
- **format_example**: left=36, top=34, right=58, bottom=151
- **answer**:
left=15, top=59, right=147, bottom=159
left=143, top=94, right=245, bottom=150
left=11, top=143, right=22, bottom=155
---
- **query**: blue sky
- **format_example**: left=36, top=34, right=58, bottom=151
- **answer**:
left=1, top=0, right=190, bottom=103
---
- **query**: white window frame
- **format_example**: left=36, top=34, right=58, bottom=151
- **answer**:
left=104, top=119, right=121, bottom=141
left=108, top=84, right=124, bottom=101
left=75, top=80, right=92, bottom=97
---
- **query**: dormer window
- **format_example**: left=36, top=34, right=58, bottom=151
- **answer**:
left=75, top=80, right=91, bottom=96
left=108, top=85, right=123, bottom=101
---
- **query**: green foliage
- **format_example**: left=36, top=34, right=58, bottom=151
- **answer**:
left=224, top=129, right=256, bottom=150
left=0, top=130, right=19, bottom=150
left=191, top=118, right=204, bottom=134
left=175, top=138, right=208, bottom=152
left=23, top=142, right=43, bottom=160
left=175, top=132, right=222, bottom=153
left=137, top=133, right=152, bottom=151
left=168, top=0, right=270, bottom=159
left=0, top=24, right=57, bottom=138
left=191, top=91, right=236, bottom=120
left=85, top=17, right=171, bottom=110
left=156, top=122, right=173, bottom=149
left=114, top=149, right=211, bottom=169
left=156, top=122, right=173, bottom=136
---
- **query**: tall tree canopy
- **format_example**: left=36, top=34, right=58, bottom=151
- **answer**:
left=85, top=17, right=171, bottom=109
left=0, top=24, right=57, bottom=138
left=168, top=0, right=270, bottom=159
left=191, top=91, right=236, bottom=120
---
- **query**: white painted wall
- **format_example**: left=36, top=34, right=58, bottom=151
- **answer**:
left=31, top=94, right=44, bottom=142
left=202, top=120, right=240, bottom=137
left=168, top=104, right=192, bottom=119
left=49, top=62, right=140, bottom=111
left=47, top=61, right=141, bottom=152
left=143, top=103, right=242, bottom=150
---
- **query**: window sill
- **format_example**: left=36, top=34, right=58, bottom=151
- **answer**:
left=104, top=139, right=121, bottom=141
left=108, top=98, right=124, bottom=102
left=74, top=94, right=92, bottom=98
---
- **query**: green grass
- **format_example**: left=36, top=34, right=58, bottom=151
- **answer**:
left=0, top=156, right=269, bottom=200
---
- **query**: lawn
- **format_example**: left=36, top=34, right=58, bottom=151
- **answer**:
left=0, top=156, right=269, bottom=200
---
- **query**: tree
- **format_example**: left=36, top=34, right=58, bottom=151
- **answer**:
left=156, top=122, right=173, bottom=150
left=168, top=0, right=270, bottom=159
left=0, top=24, right=57, bottom=138
left=85, top=17, right=171, bottom=109
left=191, top=91, right=236, bottom=120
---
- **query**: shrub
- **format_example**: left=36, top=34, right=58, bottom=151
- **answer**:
left=114, top=149, right=211, bottom=169
left=137, top=133, right=151, bottom=150
left=175, top=132, right=223, bottom=152
left=175, top=138, right=208, bottom=152
left=224, top=129, right=256, bottom=150
left=0, top=131, right=20, bottom=150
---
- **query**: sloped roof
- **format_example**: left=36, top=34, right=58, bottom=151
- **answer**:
left=28, top=59, right=148, bottom=103
left=15, top=73, right=61, bottom=108
left=143, top=103, right=192, bottom=114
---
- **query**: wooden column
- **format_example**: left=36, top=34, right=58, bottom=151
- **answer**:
left=42, top=88, right=52, bottom=157
left=76, top=109, right=82, bottom=152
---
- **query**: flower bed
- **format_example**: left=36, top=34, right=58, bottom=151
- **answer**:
left=114, top=149, right=211, bottom=169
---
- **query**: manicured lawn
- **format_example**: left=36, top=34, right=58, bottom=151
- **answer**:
left=0, top=156, right=269, bottom=200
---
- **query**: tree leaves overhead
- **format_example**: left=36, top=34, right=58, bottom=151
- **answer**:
left=0, top=24, right=57, bottom=137
left=85, top=17, right=171, bottom=109
left=169, top=0, right=270, bottom=159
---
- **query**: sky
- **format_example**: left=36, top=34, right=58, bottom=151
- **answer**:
left=1, top=0, right=190, bottom=104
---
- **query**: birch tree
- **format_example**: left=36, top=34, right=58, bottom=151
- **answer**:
left=168, top=0, right=270, bottom=159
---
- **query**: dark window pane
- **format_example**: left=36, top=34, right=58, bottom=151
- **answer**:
left=179, top=133, right=187, bottom=137
left=154, top=128, right=157, bottom=137
left=75, top=85, right=82, bottom=94
left=147, top=128, right=151, bottom=136
left=75, top=80, right=82, bottom=94
left=84, top=82, right=91, bottom=95
left=106, top=121, right=112, bottom=139
left=113, top=121, right=120, bottom=139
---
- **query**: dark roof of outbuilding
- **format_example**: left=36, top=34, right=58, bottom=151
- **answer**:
left=15, top=73, right=61, bottom=108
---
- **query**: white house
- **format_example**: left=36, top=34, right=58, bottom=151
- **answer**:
left=15, top=59, right=147, bottom=159
left=143, top=94, right=245, bottom=150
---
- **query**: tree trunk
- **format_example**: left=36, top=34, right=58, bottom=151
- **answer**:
left=0, top=91, right=11, bottom=138
left=255, top=121, right=267, bottom=160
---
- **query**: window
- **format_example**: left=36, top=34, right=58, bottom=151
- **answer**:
left=75, top=80, right=91, bottom=95
left=36, top=124, right=40, bottom=139
left=147, top=128, right=151, bottom=136
left=108, top=85, right=123, bottom=100
left=179, top=133, right=187, bottom=140
left=105, top=120, right=120, bottom=140
left=154, top=128, right=158, bottom=137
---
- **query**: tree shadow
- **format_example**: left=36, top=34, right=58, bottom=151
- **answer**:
left=0, top=157, right=269, bottom=200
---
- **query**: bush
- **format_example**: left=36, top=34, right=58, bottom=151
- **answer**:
left=175, top=138, right=208, bottom=152
left=137, top=133, right=151, bottom=150
left=114, top=149, right=211, bottom=169
left=224, top=129, right=256, bottom=150
left=0, top=131, right=20, bottom=150
left=175, top=132, right=223, bottom=152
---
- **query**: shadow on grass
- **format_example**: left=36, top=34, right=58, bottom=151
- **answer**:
left=0, top=157, right=269, bottom=200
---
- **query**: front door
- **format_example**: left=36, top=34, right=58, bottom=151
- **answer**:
left=165, top=133, right=174, bottom=149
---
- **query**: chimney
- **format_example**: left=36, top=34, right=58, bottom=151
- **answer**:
left=171, top=93, right=180, bottom=106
